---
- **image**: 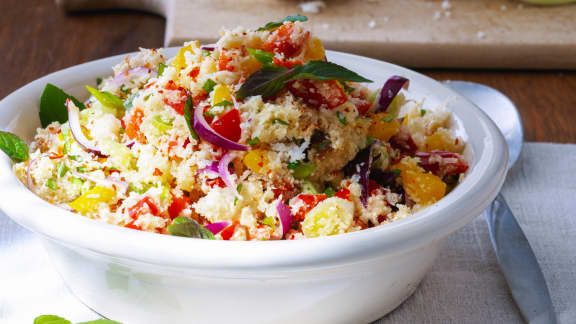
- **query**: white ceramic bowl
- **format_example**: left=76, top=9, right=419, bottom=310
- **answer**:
left=0, top=49, right=508, bottom=324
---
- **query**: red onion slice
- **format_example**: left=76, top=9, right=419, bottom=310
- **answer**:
left=218, top=152, right=236, bottom=190
left=66, top=99, right=107, bottom=157
left=200, top=44, right=216, bottom=51
left=205, top=221, right=231, bottom=235
left=26, top=158, right=37, bottom=191
left=193, top=102, right=248, bottom=151
left=276, top=199, right=293, bottom=238
left=377, top=76, right=409, bottom=113
left=110, top=67, right=157, bottom=87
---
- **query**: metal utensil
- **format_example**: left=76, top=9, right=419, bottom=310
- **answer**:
left=443, top=81, right=557, bottom=324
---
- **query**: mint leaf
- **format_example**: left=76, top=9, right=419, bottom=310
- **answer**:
left=39, top=83, right=86, bottom=127
left=292, top=61, right=373, bottom=83
left=183, top=97, right=199, bottom=141
left=157, top=63, right=167, bottom=77
left=168, top=217, right=215, bottom=239
left=247, top=48, right=274, bottom=67
left=257, top=14, right=308, bottom=31
left=86, top=86, right=124, bottom=110
left=0, top=131, right=28, bottom=162
left=236, top=61, right=371, bottom=100
left=78, top=319, right=123, bottom=324
left=202, top=79, right=217, bottom=93
left=34, top=315, right=71, bottom=324
left=236, top=66, right=295, bottom=100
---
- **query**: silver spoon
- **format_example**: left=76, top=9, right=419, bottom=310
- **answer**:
left=443, top=81, right=558, bottom=324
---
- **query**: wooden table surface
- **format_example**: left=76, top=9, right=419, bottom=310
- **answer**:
left=3, top=0, right=575, bottom=143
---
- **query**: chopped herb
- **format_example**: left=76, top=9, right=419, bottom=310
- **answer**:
left=257, top=14, right=308, bottom=31
left=339, top=80, right=355, bottom=94
left=336, top=111, right=347, bottom=125
left=120, top=85, right=129, bottom=95
left=76, top=166, right=87, bottom=173
left=273, top=118, right=289, bottom=125
left=213, top=100, right=233, bottom=107
left=202, top=79, right=217, bottom=93
left=421, top=109, right=427, bottom=116
left=261, top=216, right=276, bottom=230
left=202, top=50, right=212, bottom=57
left=144, top=94, right=152, bottom=101
left=203, top=108, right=215, bottom=118
left=236, top=61, right=372, bottom=100
left=234, top=196, right=238, bottom=206
left=39, top=83, right=86, bottom=127
left=287, top=161, right=300, bottom=170
left=247, top=137, right=260, bottom=146
left=45, top=178, right=57, bottom=190
left=381, top=115, right=395, bottom=123
left=157, top=63, right=167, bottom=77
left=323, top=186, right=337, bottom=197
left=96, top=77, right=103, bottom=86
left=247, top=48, right=275, bottom=67
left=123, top=93, right=137, bottom=109
left=390, top=169, right=402, bottom=176
left=302, top=180, right=318, bottom=194
left=366, top=134, right=374, bottom=146
left=183, top=97, right=199, bottom=141
left=57, top=162, right=69, bottom=178
left=168, top=217, right=215, bottom=239
left=237, top=183, right=243, bottom=193
left=311, top=129, right=330, bottom=151
left=0, top=131, right=28, bottom=162
left=68, top=155, right=79, bottom=161
left=289, top=162, right=316, bottom=179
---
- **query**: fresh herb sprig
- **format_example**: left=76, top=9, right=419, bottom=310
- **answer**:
left=39, top=84, right=86, bottom=127
left=257, top=14, right=308, bottom=31
left=0, top=131, right=28, bottom=162
left=168, top=217, right=215, bottom=239
left=236, top=61, right=372, bottom=100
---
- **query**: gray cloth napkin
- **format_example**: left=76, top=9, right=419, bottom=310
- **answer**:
left=1, top=143, right=575, bottom=323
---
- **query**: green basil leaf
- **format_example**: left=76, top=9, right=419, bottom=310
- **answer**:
left=292, top=61, right=373, bottom=83
left=157, top=63, right=167, bottom=77
left=77, top=319, right=123, bottom=324
left=168, top=217, right=215, bottom=239
left=183, top=97, right=199, bottom=141
left=247, top=48, right=275, bottom=67
left=236, top=66, right=295, bottom=100
left=0, top=131, right=28, bottom=162
left=202, top=79, right=217, bottom=93
left=257, top=14, right=308, bottom=31
left=39, top=83, right=86, bottom=128
left=34, top=315, right=71, bottom=324
left=86, top=86, right=124, bottom=110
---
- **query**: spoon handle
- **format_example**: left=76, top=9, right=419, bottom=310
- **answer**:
left=485, top=193, right=558, bottom=324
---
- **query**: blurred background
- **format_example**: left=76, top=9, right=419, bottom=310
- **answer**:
left=2, top=0, right=575, bottom=142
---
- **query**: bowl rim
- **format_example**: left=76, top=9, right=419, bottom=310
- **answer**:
left=0, top=49, right=508, bottom=271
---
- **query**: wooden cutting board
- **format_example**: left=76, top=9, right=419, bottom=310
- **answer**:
left=57, top=0, right=576, bottom=69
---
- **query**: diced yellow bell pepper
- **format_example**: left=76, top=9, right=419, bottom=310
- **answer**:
left=69, top=186, right=116, bottom=214
left=302, top=197, right=354, bottom=237
left=369, top=113, right=401, bottom=142
left=212, top=84, right=232, bottom=105
left=172, top=41, right=200, bottom=72
left=391, top=156, right=424, bottom=175
left=243, top=149, right=268, bottom=175
left=305, top=38, right=326, bottom=61
left=402, top=170, right=446, bottom=205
